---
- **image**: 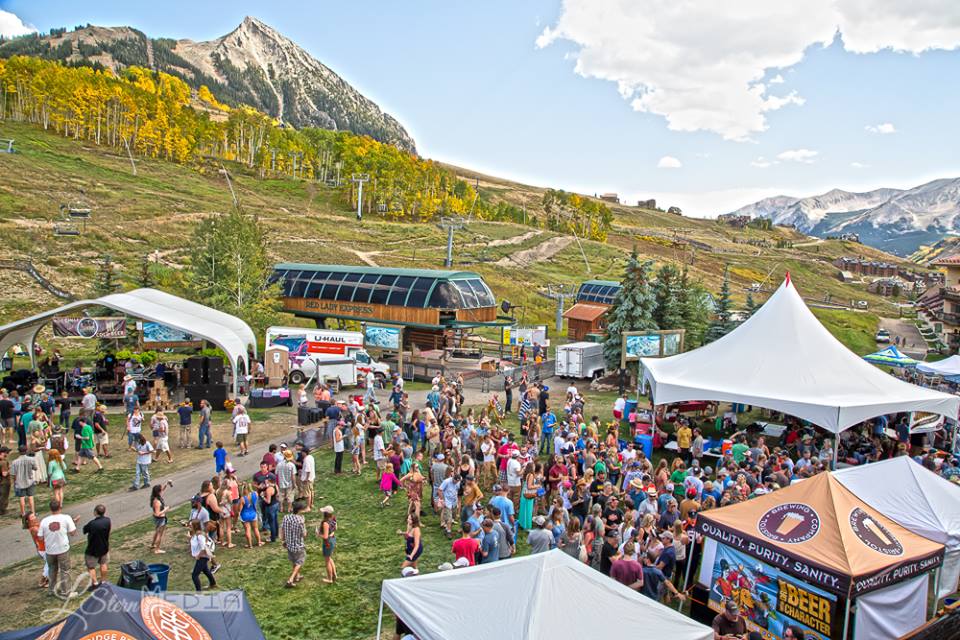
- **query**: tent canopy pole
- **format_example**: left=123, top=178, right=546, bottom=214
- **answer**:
left=375, top=596, right=384, bottom=639
left=841, top=596, right=852, bottom=640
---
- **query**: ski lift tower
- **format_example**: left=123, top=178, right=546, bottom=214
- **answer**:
left=539, top=283, right=578, bottom=334
left=438, top=215, right=467, bottom=268
left=351, top=173, right=370, bottom=221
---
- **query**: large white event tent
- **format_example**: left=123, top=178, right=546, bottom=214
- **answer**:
left=0, top=288, right=255, bottom=394
left=835, top=456, right=960, bottom=599
left=640, top=275, right=960, bottom=434
left=378, top=550, right=713, bottom=640
left=917, top=355, right=960, bottom=379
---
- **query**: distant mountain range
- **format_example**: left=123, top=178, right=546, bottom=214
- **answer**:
left=727, top=178, right=960, bottom=256
left=0, top=17, right=416, bottom=152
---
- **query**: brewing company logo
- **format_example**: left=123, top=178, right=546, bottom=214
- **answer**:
left=141, top=596, right=212, bottom=640
left=78, top=632, right=137, bottom=640
left=758, top=503, right=821, bottom=544
left=849, top=507, right=903, bottom=556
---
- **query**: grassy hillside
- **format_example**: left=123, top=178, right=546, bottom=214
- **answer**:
left=0, top=120, right=911, bottom=352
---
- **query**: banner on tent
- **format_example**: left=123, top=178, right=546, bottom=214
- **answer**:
left=52, top=317, right=126, bottom=339
left=706, top=543, right=839, bottom=640
left=910, top=411, right=944, bottom=434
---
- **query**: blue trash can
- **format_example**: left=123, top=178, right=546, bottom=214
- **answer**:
left=635, top=434, right=654, bottom=459
left=148, top=563, right=170, bottom=592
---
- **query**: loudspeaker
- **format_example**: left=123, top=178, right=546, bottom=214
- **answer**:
left=688, top=585, right=714, bottom=626
left=206, top=358, right=225, bottom=384
left=184, top=384, right=228, bottom=411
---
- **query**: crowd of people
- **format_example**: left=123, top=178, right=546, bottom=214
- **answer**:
left=3, top=363, right=960, bottom=640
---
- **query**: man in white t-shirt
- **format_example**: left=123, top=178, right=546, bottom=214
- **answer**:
left=506, top=450, right=523, bottom=509
left=566, top=383, right=579, bottom=399
left=233, top=407, right=251, bottom=457
left=81, top=388, right=97, bottom=419
left=613, top=394, right=627, bottom=420
left=299, top=448, right=316, bottom=512
left=40, top=499, right=77, bottom=598
left=131, top=435, right=154, bottom=490
left=372, top=429, right=386, bottom=480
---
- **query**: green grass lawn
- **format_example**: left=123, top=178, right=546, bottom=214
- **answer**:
left=0, top=407, right=296, bottom=527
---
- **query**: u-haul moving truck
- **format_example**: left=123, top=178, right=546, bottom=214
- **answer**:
left=265, top=327, right=389, bottom=387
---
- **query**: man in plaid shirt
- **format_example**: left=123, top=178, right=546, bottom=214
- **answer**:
left=281, top=499, right=307, bottom=588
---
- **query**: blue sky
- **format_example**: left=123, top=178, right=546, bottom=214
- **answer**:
left=3, top=0, right=960, bottom=216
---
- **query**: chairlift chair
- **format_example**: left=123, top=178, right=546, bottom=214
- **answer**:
left=0, top=139, right=13, bottom=154
left=67, top=208, right=91, bottom=219
left=54, top=222, right=81, bottom=237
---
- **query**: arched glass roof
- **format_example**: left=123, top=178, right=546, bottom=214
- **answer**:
left=272, top=264, right=496, bottom=310
left=576, top=280, right=621, bottom=305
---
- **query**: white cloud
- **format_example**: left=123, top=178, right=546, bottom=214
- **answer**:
left=769, top=74, right=785, bottom=84
left=538, top=1, right=960, bottom=140
left=0, top=10, right=36, bottom=38
left=851, top=161, right=870, bottom=169
left=865, top=122, right=896, bottom=134
left=776, top=149, right=819, bottom=163
left=751, top=157, right=775, bottom=168
left=657, top=155, right=682, bottom=169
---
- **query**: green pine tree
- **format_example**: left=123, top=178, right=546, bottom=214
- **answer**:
left=679, top=268, right=711, bottom=348
left=745, top=291, right=757, bottom=316
left=603, top=247, right=658, bottom=370
left=137, top=255, right=156, bottom=288
left=652, top=263, right=685, bottom=330
left=91, top=255, right=121, bottom=297
left=705, top=267, right=735, bottom=343
left=185, top=207, right=282, bottom=337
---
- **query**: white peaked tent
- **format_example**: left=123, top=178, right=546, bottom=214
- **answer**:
left=0, top=289, right=253, bottom=394
left=917, top=355, right=960, bottom=378
left=835, top=457, right=960, bottom=599
left=640, top=275, right=960, bottom=434
left=378, top=550, right=713, bottom=640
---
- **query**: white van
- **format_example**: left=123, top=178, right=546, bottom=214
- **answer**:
left=265, top=327, right=390, bottom=387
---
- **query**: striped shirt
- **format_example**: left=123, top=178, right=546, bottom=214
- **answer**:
left=281, top=514, right=306, bottom=551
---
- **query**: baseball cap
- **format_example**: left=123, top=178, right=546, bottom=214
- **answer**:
left=646, top=488, right=658, bottom=497
left=725, top=600, right=739, bottom=614
left=437, top=562, right=454, bottom=571
left=453, top=557, right=471, bottom=568
left=492, top=484, right=502, bottom=492
left=533, top=515, right=546, bottom=526
left=401, top=567, right=419, bottom=577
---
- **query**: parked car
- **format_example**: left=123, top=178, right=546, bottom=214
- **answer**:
left=875, top=329, right=891, bottom=343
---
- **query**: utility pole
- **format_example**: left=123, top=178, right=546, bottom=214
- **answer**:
left=438, top=216, right=467, bottom=268
left=351, top=173, right=369, bottom=221
left=219, top=166, right=240, bottom=212
left=539, top=284, right=578, bottom=334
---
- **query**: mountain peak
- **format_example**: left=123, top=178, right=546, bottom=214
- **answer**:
left=0, top=18, right=416, bottom=152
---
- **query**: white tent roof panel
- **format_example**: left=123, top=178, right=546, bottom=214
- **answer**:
left=917, top=355, right=960, bottom=377
left=380, top=550, right=713, bottom=640
left=0, top=289, right=253, bottom=394
left=834, top=457, right=960, bottom=598
left=641, top=276, right=960, bottom=433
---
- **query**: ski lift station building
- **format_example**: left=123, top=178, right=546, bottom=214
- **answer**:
left=271, top=264, right=509, bottom=349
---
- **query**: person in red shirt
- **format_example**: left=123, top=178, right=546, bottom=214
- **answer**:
left=610, top=541, right=644, bottom=591
left=451, top=522, right=480, bottom=566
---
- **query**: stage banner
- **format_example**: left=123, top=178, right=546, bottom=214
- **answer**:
left=706, top=543, right=839, bottom=640
left=141, top=322, right=202, bottom=348
left=52, top=317, right=126, bottom=339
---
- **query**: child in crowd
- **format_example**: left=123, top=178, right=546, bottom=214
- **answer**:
left=213, top=442, right=228, bottom=474
left=380, top=463, right=400, bottom=507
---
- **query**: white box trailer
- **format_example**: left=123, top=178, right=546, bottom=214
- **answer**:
left=555, top=342, right=605, bottom=379
left=265, top=327, right=389, bottom=387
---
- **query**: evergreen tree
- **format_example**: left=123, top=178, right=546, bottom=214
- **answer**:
left=91, top=255, right=121, bottom=297
left=705, top=267, right=735, bottom=343
left=745, top=292, right=757, bottom=317
left=603, top=247, right=657, bottom=370
left=137, top=255, right=156, bottom=288
left=185, top=207, right=281, bottom=337
left=679, top=269, right=711, bottom=348
left=652, top=263, right=684, bottom=330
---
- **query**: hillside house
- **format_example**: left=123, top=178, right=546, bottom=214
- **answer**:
left=832, top=257, right=897, bottom=277
left=562, top=280, right=621, bottom=341
left=599, top=193, right=620, bottom=204
left=716, top=213, right=751, bottom=228
left=917, top=254, right=960, bottom=353
left=637, top=199, right=657, bottom=209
